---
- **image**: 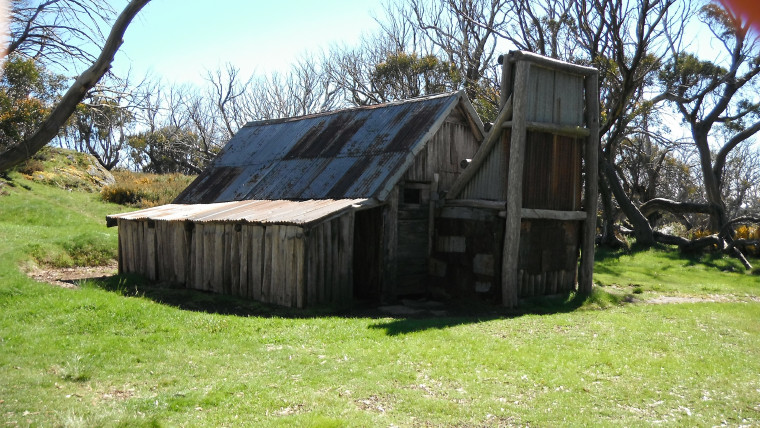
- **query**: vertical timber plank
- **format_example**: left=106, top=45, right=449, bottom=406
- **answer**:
left=324, top=220, right=333, bottom=304
left=249, top=225, right=264, bottom=301
left=305, top=226, right=317, bottom=307
left=239, top=225, right=250, bottom=298
left=213, top=224, right=224, bottom=293
left=182, top=222, right=192, bottom=287
left=146, top=222, right=156, bottom=281
left=155, top=221, right=165, bottom=281
left=316, top=223, right=325, bottom=305
left=281, top=226, right=294, bottom=307
left=201, top=224, right=213, bottom=291
left=500, top=54, right=513, bottom=108
left=192, top=223, right=203, bottom=290
left=262, top=226, right=275, bottom=304
left=339, top=213, right=354, bottom=306
left=229, top=224, right=240, bottom=296
left=296, top=227, right=306, bottom=309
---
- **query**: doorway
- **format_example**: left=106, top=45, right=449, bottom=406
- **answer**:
left=353, top=207, right=383, bottom=302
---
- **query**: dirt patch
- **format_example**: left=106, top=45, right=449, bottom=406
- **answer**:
left=647, top=294, right=733, bottom=304
left=100, top=387, right=136, bottom=401
left=26, top=262, right=118, bottom=289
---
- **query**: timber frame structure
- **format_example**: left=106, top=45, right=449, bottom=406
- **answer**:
left=444, top=51, right=600, bottom=307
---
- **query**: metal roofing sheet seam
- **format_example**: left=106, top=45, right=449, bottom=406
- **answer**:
left=107, top=199, right=370, bottom=226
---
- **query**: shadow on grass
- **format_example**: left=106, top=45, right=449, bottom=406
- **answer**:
left=82, top=273, right=625, bottom=335
left=368, top=292, right=602, bottom=336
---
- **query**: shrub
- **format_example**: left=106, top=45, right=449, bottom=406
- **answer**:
left=100, top=185, right=141, bottom=205
left=102, top=170, right=195, bottom=208
left=16, top=159, right=45, bottom=175
left=62, top=234, right=116, bottom=266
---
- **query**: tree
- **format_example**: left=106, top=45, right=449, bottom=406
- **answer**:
left=659, top=4, right=760, bottom=234
left=390, top=0, right=503, bottom=100
left=128, top=126, right=207, bottom=174
left=324, top=35, right=410, bottom=106
left=66, top=93, right=133, bottom=170
left=380, top=0, right=503, bottom=116
left=0, top=0, right=150, bottom=172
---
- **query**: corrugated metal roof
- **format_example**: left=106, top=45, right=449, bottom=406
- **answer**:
left=174, top=91, right=482, bottom=204
left=107, top=199, right=372, bottom=226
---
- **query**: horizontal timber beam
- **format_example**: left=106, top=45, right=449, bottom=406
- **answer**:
left=521, top=208, right=587, bottom=221
left=502, top=121, right=590, bottom=138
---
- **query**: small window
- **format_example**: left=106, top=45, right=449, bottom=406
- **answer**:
left=403, top=187, right=422, bottom=205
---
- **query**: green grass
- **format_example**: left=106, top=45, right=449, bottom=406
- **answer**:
left=1, top=174, right=759, bottom=427
left=595, top=245, right=760, bottom=298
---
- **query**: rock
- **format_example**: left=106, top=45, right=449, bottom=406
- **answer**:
left=86, top=164, right=116, bottom=187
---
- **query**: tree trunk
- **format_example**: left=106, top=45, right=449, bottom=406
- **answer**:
left=0, top=0, right=150, bottom=172
left=598, top=171, right=625, bottom=247
left=693, top=130, right=727, bottom=232
left=600, top=155, right=655, bottom=245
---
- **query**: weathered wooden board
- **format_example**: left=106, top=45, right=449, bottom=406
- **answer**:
left=403, top=120, right=480, bottom=192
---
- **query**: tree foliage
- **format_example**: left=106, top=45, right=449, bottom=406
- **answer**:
left=128, top=126, right=209, bottom=175
left=371, top=52, right=461, bottom=100
left=0, top=55, right=65, bottom=152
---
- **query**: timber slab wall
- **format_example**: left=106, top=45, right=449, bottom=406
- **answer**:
left=117, top=214, right=354, bottom=309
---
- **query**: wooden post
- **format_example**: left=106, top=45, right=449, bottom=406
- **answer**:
left=428, top=173, right=439, bottom=258
left=579, top=71, right=600, bottom=293
left=501, top=60, right=531, bottom=308
left=117, top=220, right=124, bottom=274
left=381, top=186, right=399, bottom=302
left=500, top=54, right=513, bottom=108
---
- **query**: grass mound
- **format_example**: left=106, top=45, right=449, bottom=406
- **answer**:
left=13, top=146, right=115, bottom=192
left=28, top=232, right=115, bottom=268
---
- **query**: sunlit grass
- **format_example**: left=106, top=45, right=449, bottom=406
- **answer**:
left=594, top=245, right=760, bottom=298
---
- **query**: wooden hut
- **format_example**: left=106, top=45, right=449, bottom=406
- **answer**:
left=438, top=51, right=599, bottom=307
left=107, top=91, right=485, bottom=308
left=108, top=52, right=599, bottom=309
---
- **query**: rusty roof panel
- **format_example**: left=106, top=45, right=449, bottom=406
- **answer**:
left=296, top=156, right=361, bottom=199
left=245, top=158, right=333, bottom=200
left=107, top=199, right=370, bottom=226
left=331, top=153, right=408, bottom=198
left=173, top=166, right=243, bottom=204
left=172, top=91, right=481, bottom=204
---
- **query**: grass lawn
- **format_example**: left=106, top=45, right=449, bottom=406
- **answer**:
left=1, top=174, right=759, bottom=427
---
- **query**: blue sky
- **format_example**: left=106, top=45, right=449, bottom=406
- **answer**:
left=112, top=0, right=385, bottom=85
